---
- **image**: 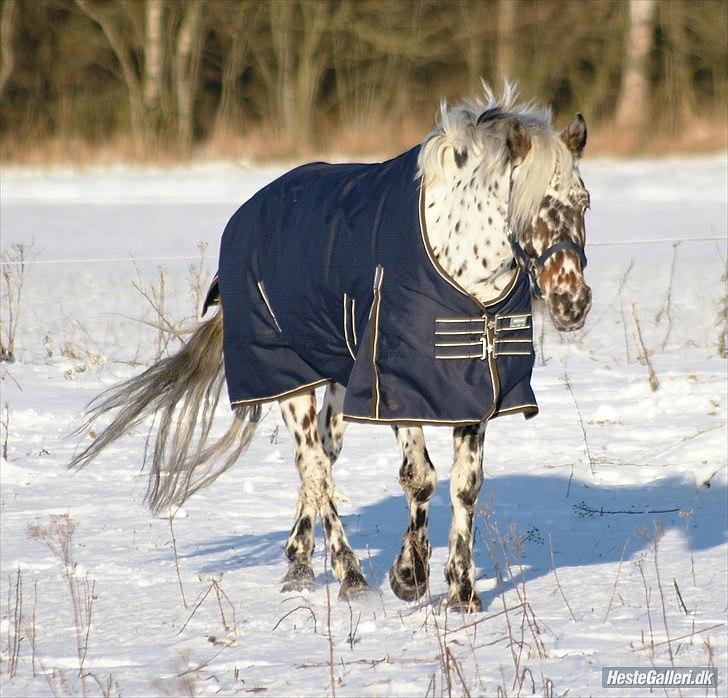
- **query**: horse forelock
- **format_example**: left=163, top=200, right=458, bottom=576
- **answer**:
left=417, top=82, right=574, bottom=236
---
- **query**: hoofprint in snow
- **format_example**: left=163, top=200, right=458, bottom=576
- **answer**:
left=1, top=157, right=726, bottom=697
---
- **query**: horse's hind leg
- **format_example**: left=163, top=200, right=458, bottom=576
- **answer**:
left=279, top=390, right=368, bottom=598
left=389, top=426, right=437, bottom=602
left=445, top=423, right=486, bottom=613
left=317, top=382, right=348, bottom=464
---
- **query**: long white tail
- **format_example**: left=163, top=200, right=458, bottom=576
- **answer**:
left=69, top=309, right=261, bottom=513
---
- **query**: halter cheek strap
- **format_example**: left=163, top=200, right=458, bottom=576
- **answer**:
left=505, top=163, right=587, bottom=296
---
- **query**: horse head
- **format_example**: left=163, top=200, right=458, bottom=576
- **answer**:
left=505, top=113, right=592, bottom=331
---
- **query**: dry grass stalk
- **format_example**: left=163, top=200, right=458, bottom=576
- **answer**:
left=211, top=579, right=235, bottom=634
left=1, top=402, right=9, bottom=460
left=562, top=372, right=596, bottom=477
left=29, top=578, right=37, bottom=677
left=5, top=567, right=23, bottom=678
left=702, top=637, right=720, bottom=698
left=655, top=242, right=680, bottom=350
left=23, top=627, right=62, bottom=698
left=716, top=266, right=727, bottom=358
left=480, top=511, right=549, bottom=693
left=445, top=646, right=471, bottom=698
left=58, top=312, right=105, bottom=366
left=480, top=526, right=519, bottom=680
left=421, top=585, right=456, bottom=698
left=424, top=672, right=436, bottom=697
left=617, top=260, right=635, bottom=364
left=631, top=303, right=660, bottom=391
left=177, top=582, right=215, bottom=635
left=345, top=601, right=361, bottom=650
left=272, top=605, right=318, bottom=633
left=673, top=579, right=689, bottom=616
left=547, top=534, right=576, bottom=622
left=168, top=513, right=188, bottom=608
left=1, top=241, right=34, bottom=362
left=636, top=558, right=656, bottom=661
left=128, top=246, right=212, bottom=363
left=603, top=538, right=630, bottom=623
left=25, top=514, right=95, bottom=697
left=186, top=242, right=210, bottom=321
left=649, top=525, right=675, bottom=666
left=679, top=510, right=697, bottom=587
left=132, top=264, right=179, bottom=360
left=177, top=576, right=236, bottom=638
left=641, top=622, right=723, bottom=650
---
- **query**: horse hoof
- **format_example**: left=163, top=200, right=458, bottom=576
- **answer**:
left=447, top=591, right=482, bottom=614
left=388, top=562, right=428, bottom=602
left=338, top=571, right=369, bottom=601
left=281, top=562, right=315, bottom=592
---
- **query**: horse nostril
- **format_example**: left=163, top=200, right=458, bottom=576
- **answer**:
left=554, top=292, right=573, bottom=314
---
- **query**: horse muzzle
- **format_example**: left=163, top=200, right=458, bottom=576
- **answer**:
left=546, top=284, right=592, bottom=332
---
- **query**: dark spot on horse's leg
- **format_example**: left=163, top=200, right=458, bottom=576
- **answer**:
left=297, top=515, right=312, bottom=536
left=282, top=515, right=316, bottom=592
left=414, top=482, right=434, bottom=503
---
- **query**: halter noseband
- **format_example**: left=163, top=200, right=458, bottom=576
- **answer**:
left=509, top=234, right=587, bottom=297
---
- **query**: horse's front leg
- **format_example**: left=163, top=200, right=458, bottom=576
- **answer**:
left=279, top=390, right=368, bottom=598
left=445, top=423, right=486, bottom=612
left=389, top=426, right=437, bottom=601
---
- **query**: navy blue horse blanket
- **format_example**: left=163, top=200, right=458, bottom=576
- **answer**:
left=212, top=146, right=538, bottom=425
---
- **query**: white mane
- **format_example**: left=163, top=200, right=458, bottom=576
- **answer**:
left=417, top=82, right=574, bottom=234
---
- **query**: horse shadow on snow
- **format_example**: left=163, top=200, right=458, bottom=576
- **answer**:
left=183, top=473, right=726, bottom=609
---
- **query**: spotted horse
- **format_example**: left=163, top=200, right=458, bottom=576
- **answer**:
left=70, top=84, right=592, bottom=613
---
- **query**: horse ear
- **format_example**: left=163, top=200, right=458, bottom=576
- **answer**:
left=506, top=119, right=531, bottom=166
left=561, top=113, right=587, bottom=155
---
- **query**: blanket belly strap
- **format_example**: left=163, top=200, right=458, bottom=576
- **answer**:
left=433, top=311, right=533, bottom=359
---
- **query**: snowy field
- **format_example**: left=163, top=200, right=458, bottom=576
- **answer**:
left=1, top=155, right=727, bottom=697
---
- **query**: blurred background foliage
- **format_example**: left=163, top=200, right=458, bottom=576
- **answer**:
left=0, top=0, right=725, bottom=161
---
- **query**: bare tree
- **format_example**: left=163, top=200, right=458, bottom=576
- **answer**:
left=254, top=0, right=332, bottom=145
left=615, top=0, right=657, bottom=133
left=452, top=0, right=492, bottom=89
left=213, top=1, right=258, bottom=137
left=75, top=0, right=147, bottom=150
left=0, top=0, right=18, bottom=97
left=144, top=0, right=165, bottom=133
left=496, top=0, right=517, bottom=80
left=174, top=0, right=205, bottom=152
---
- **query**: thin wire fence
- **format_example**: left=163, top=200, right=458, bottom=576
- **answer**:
left=1, top=236, right=726, bottom=267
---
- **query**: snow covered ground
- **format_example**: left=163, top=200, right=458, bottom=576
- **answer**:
left=1, top=155, right=726, bottom=697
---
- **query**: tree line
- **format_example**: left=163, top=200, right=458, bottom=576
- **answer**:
left=0, top=0, right=725, bottom=160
